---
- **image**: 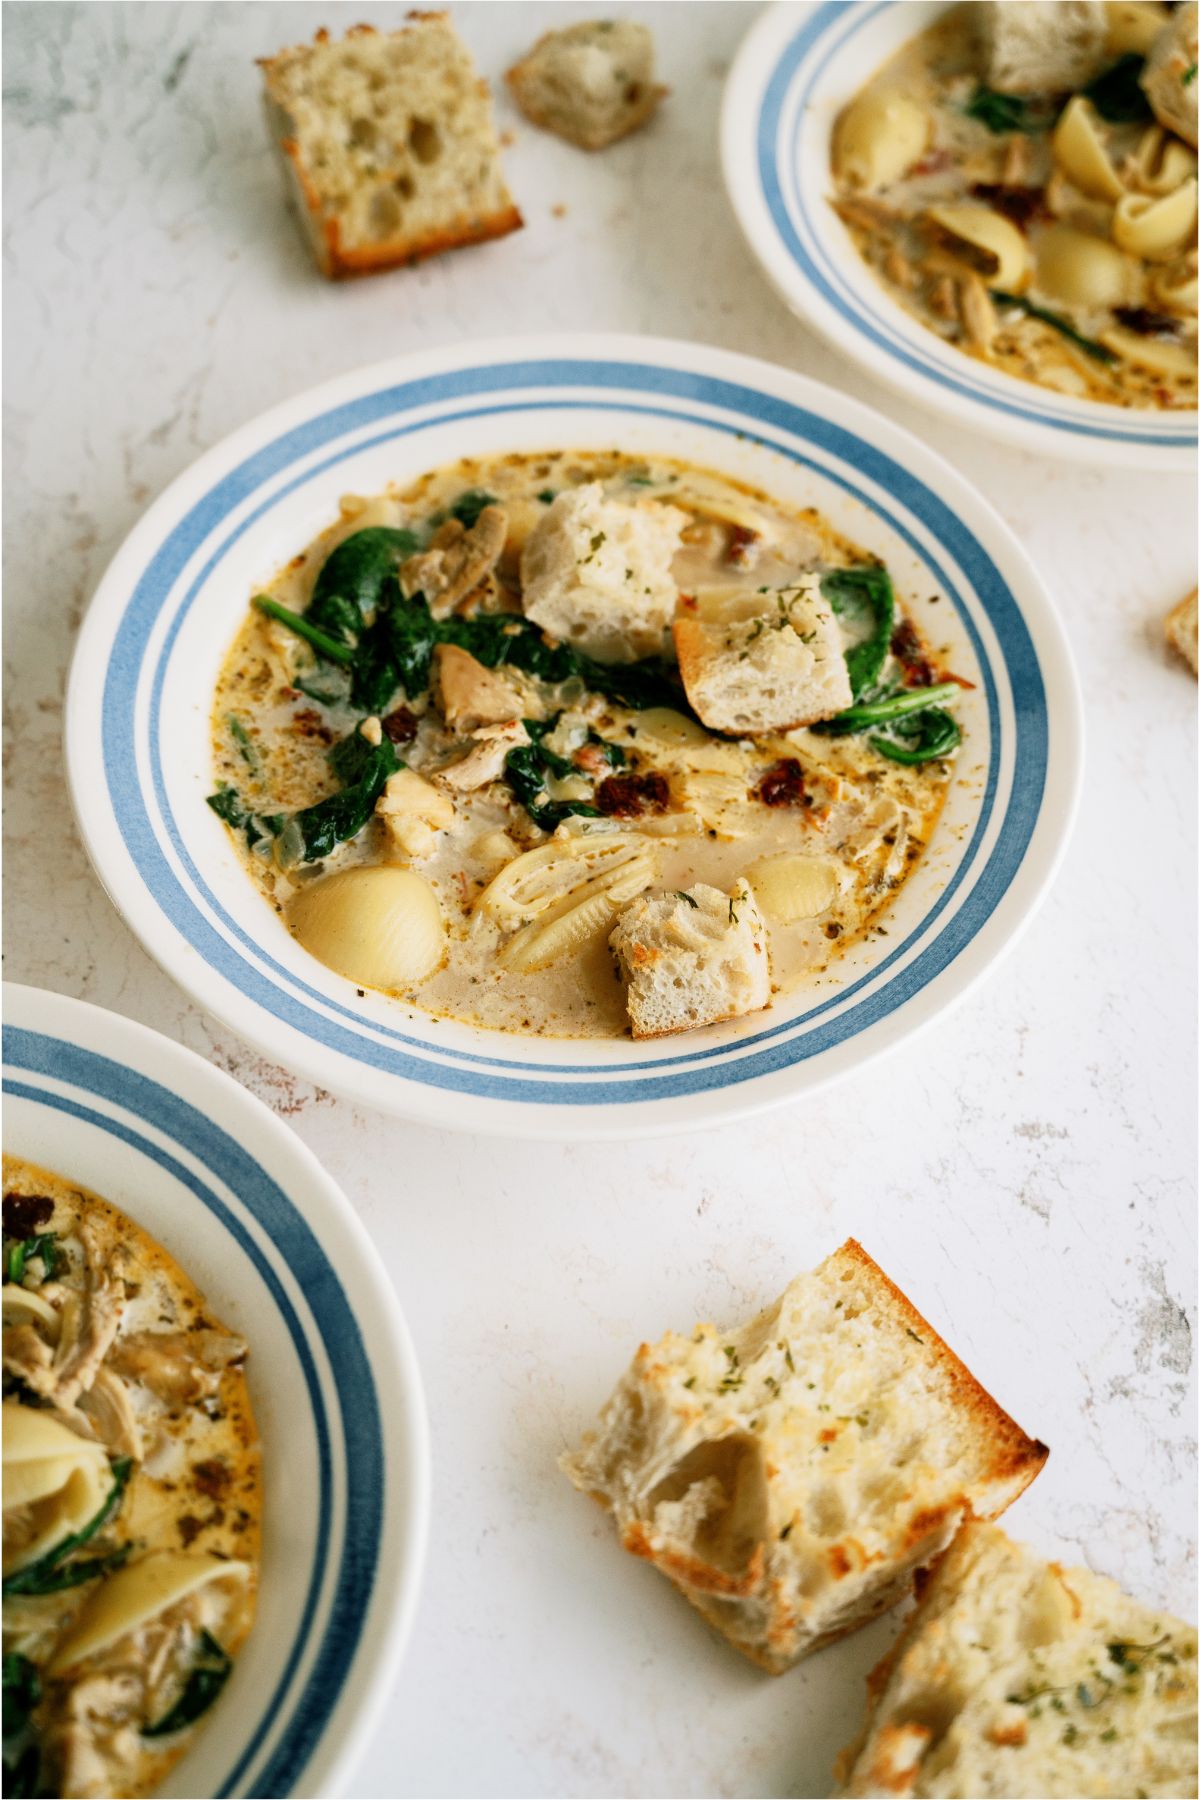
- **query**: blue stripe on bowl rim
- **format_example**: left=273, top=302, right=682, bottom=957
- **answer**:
left=102, top=355, right=1047, bottom=1104
left=3, top=1025, right=384, bottom=1799
left=754, top=0, right=1195, bottom=449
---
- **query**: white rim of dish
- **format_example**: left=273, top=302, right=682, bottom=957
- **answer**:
left=2, top=983, right=431, bottom=1798
left=64, top=332, right=1083, bottom=1139
left=721, top=0, right=1198, bottom=469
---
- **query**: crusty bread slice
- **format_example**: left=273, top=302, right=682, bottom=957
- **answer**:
left=259, top=16, right=522, bottom=279
left=837, top=1521, right=1198, bottom=1798
left=561, top=1241, right=1047, bottom=1672
left=1142, top=3, right=1199, bottom=147
left=506, top=19, right=666, bottom=152
left=520, top=482, right=687, bottom=663
left=608, top=880, right=769, bottom=1038
left=978, top=2, right=1109, bottom=93
left=673, top=576, right=852, bottom=735
left=1166, top=587, right=1198, bottom=675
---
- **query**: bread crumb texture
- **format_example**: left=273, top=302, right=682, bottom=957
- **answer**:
left=506, top=19, right=666, bottom=151
left=979, top=1, right=1109, bottom=95
left=674, top=575, right=853, bottom=734
left=609, top=880, right=769, bottom=1038
left=837, top=1520, right=1198, bottom=1798
left=260, top=15, right=522, bottom=278
left=561, top=1241, right=1048, bottom=1672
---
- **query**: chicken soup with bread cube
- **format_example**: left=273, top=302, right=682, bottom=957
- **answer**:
left=209, top=453, right=966, bottom=1040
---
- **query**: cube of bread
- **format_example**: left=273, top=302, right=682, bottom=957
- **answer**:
left=673, top=577, right=852, bottom=735
left=837, top=1521, right=1198, bottom=1798
left=978, top=1, right=1109, bottom=92
left=506, top=20, right=666, bottom=152
left=1166, top=587, right=1198, bottom=675
left=259, top=17, right=522, bottom=279
left=520, top=483, right=687, bottom=662
left=561, top=1242, right=1047, bottom=1672
left=609, top=881, right=769, bottom=1038
left=1142, top=3, right=1199, bottom=148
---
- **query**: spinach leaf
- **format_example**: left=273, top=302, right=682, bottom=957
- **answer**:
left=990, top=291, right=1117, bottom=362
left=3, top=1458, right=133, bottom=1598
left=252, top=596, right=355, bottom=666
left=447, top=490, right=499, bottom=530
left=3, top=1654, right=38, bottom=1741
left=503, top=736, right=602, bottom=831
left=825, top=682, right=962, bottom=731
left=382, top=594, right=442, bottom=696
left=869, top=706, right=961, bottom=765
left=306, top=527, right=418, bottom=643
left=278, top=733, right=400, bottom=865
left=348, top=618, right=405, bottom=714
left=964, top=85, right=1057, bottom=133
left=205, top=785, right=285, bottom=851
left=143, top=1630, right=232, bottom=1738
left=227, top=716, right=259, bottom=773
left=4, top=1234, right=57, bottom=1285
left=1083, top=53, right=1153, bottom=123
left=821, top=566, right=895, bottom=699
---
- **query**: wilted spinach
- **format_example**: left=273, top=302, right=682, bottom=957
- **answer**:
left=143, top=1631, right=233, bottom=1737
left=3, top=1459, right=133, bottom=1598
left=821, top=565, right=895, bottom=699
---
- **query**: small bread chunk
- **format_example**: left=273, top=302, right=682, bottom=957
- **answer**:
left=561, top=1242, right=1047, bottom=1672
left=520, top=483, right=687, bottom=662
left=1142, top=3, right=1199, bottom=148
left=609, top=881, right=768, bottom=1038
left=837, top=1522, right=1198, bottom=1798
left=506, top=20, right=666, bottom=152
left=259, top=17, right=522, bottom=279
left=1166, top=587, right=1199, bottom=674
left=673, top=577, right=852, bottom=735
left=434, top=645, right=521, bottom=733
left=978, top=2, right=1108, bottom=92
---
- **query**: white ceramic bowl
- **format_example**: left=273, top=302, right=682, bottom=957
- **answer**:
left=65, top=333, right=1082, bottom=1138
left=2, top=984, right=429, bottom=1798
left=722, top=1, right=1198, bottom=468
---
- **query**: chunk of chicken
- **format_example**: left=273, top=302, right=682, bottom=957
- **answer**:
left=958, top=274, right=998, bottom=350
left=400, top=506, right=508, bottom=617
left=374, top=768, right=457, bottom=860
left=5, top=1224, right=125, bottom=1409
left=78, top=1367, right=143, bottom=1462
left=434, top=644, right=521, bottom=733
left=107, top=1327, right=247, bottom=1406
left=439, top=720, right=530, bottom=792
left=44, top=1671, right=145, bottom=1800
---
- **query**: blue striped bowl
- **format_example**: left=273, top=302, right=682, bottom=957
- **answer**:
left=64, top=335, right=1082, bottom=1136
left=3, top=984, right=429, bottom=1797
left=722, top=1, right=1197, bottom=467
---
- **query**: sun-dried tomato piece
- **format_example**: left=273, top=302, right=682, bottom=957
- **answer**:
left=382, top=705, right=418, bottom=744
left=292, top=708, right=334, bottom=743
left=755, top=759, right=809, bottom=808
left=596, top=771, right=670, bottom=818
left=2, top=1192, right=54, bottom=1239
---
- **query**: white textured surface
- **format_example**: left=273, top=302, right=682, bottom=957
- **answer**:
left=3, top=5, right=1196, bottom=1797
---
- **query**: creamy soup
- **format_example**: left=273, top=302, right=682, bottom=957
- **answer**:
left=209, top=453, right=968, bottom=1041
left=831, top=3, right=1198, bottom=409
left=2, top=1160, right=259, bottom=1800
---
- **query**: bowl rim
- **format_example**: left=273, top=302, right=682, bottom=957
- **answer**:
left=63, top=330, right=1083, bottom=1138
left=721, top=0, right=1198, bottom=469
left=1, top=981, right=431, bottom=1798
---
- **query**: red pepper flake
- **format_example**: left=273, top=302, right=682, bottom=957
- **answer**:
left=891, top=619, right=937, bottom=689
left=596, top=772, right=670, bottom=818
left=381, top=705, right=418, bottom=744
left=678, top=593, right=698, bottom=612
left=755, top=759, right=809, bottom=808
left=2, top=1193, right=54, bottom=1239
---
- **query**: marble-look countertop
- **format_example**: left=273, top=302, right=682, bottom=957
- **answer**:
left=4, top=4, right=1196, bottom=1796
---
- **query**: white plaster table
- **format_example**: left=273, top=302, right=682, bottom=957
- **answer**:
left=4, top=5, right=1196, bottom=1796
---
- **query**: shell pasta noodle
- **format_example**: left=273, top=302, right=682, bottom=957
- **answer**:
left=830, top=2, right=1198, bottom=410
left=208, top=452, right=970, bottom=1042
left=2, top=1159, right=259, bottom=1800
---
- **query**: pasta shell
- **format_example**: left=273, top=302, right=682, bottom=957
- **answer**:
left=924, top=204, right=1030, bottom=290
left=1154, top=265, right=1199, bottom=315
left=499, top=892, right=619, bottom=973
left=1033, top=224, right=1142, bottom=308
left=1099, top=324, right=1197, bottom=372
left=4, top=1461, right=112, bottom=1576
left=1052, top=97, right=1125, bottom=202
left=835, top=91, right=929, bottom=192
left=288, top=866, right=445, bottom=989
left=1106, top=0, right=1171, bottom=55
left=1112, top=179, right=1199, bottom=259
left=746, top=855, right=840, bottom=924
left=3, top=1400, right=105, bottom=1465
left=47, top=1552, right=249, bottom=1675
left=476, top=834, right=650, bottom=929
left=1130, top=124, right=1198, bottom=196
left=2, top=1284, right=60, bottom=1336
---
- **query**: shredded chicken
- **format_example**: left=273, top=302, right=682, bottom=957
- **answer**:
left=107, top=1328, right=247, bottom=1406
left=1001, top=132, right=1032, bottom=184
left=883, top=245, right=916, bottom=290
left=78, top=1368, right=143, bottom=1462
left=434, top=644, right=521, bottom=733
left=44, top=1671, right=146, bottom=1800
left=400, top=505, right=508, bottom=617
left=958, top=274, right=998, bottom=351
left=928, top=273, right=958, bottom=321
left=439, top=720, right=530, bottom=792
